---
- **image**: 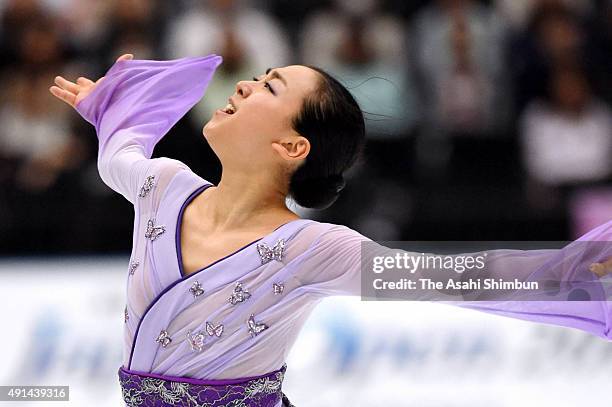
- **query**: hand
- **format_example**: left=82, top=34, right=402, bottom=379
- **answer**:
left=49, top=53, right=134, bottom=108
left=589, top=257, right=612, bottom=278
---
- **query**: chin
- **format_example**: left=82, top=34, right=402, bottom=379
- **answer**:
left=202, top=119, right=217, bottom=138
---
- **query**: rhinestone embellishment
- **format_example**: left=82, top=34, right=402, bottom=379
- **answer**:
left=138, top=175, right=156, bottom=198
left=256, top=238, right=285, bottom=265
left=189, top=281, right=205, bottom=298
left=228, top=281, right=251, bottom=305
left=206, top=321, right=224, bottom=337
left=186, top=330, right=206, bottom=352
left=124, top=306, right=129, bottom=323
left=155, top=330, right=172, bottom=348
left=145, top=218, right=166, bottom=241
left=247, top=314, right=268, bottom=337
left=273, top=282, right=284, bottom=295
left=129, top=260, right=139, bottom=276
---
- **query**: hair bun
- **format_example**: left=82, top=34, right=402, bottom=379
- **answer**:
left=289, top=173, right=346, bottom=210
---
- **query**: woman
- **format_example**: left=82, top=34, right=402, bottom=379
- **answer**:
left=50, top=53, right=612, bottom=407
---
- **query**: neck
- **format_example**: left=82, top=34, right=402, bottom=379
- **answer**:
left=197, top=169, right=298, bottom=231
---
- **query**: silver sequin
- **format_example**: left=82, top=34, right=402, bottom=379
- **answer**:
left=186, top=330, right=206, bottom=352
left=189, top=281, right=205, bottom=298
left=256, top=238, right=285, bottom=264
left=129, top=260, right=139, bottom=276
left=124, top=306, right=129, bottom=323
left=273, top=282, right=284, bottom=295
left=138, top=175, right=156, bottom=198
left=206, top=321, right=224, bottom=337
left=228, top=281, right=251, bottom=305
left=145, top=218, right=166, bottom=241
left=246, top=314, right=268, bottom=337
left=155, top=330, right=172, bottom=348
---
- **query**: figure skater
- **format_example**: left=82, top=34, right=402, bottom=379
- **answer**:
left=49, top=53, right=612, bottom=407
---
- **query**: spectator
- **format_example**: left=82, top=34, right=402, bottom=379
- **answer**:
left=164, top=0, right=290, bottom=69
left=412, top=0, right=509, bottom=137
left=95, top=0, right=161, bottom=67
left=508, top=0, right=594, bottom=114
left=0, top=0, right=47, bottom=71
left=51, top=0, right=111, bottom=59
left=0, top=70, right=78, bottom=193
left=520, top=65, right=612, bottom=187
left=494, top=0, right=593, bottom=30
left=299, top=0, right=416, bottom=138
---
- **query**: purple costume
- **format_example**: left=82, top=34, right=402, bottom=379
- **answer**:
left=75, top=54, right=612, bottom=407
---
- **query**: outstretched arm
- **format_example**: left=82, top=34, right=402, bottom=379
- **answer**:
left=298, top=221, right=612, bottom=341
left=49, top=53, right=223, bottom=204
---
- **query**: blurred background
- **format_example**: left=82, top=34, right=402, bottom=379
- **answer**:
left=0, top=0, right=611, bottom=405
left=0, top=0, right=611, bottom=252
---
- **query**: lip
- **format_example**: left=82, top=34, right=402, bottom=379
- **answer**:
left=215, top=108, right=231, bottom=116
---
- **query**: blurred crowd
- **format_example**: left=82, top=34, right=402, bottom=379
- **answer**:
left=0, top=0, right=610, bottom=254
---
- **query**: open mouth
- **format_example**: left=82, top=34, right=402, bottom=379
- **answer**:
left=220, top=102, right=236, bottom=115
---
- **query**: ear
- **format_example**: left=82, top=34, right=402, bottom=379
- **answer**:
left=271, top=135, right=310, bottom=162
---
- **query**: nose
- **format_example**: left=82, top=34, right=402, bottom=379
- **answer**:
left=235, top=80, right=253, bottom=98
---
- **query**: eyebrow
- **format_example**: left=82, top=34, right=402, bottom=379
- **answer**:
left=264, top=67, right=288, bottom=88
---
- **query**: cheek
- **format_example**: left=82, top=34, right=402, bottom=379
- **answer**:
left=243, top=95, right=294, bottom=128
left=241, top=105, right=287, bottom=133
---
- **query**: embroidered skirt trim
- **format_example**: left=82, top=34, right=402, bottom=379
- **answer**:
left=119, top=363, right=288, bottom=406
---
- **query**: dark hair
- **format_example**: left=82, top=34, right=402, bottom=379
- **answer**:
left=288, top=66, right=365, bottom=210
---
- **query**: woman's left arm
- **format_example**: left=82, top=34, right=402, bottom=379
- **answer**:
left=298, top=222, right=612, bottom=341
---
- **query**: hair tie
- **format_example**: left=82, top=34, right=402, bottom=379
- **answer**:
left=327, top=173, right=345, bottom=193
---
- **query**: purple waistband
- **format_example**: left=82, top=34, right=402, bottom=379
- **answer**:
left=118, top=363, right=287, bottom=386
left=118, top=363, right=288, bottom=407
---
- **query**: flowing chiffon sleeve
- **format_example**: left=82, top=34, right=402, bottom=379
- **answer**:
left=298, top=221, right=612, bottom=341
left=74, top=54, right=223, bottom=204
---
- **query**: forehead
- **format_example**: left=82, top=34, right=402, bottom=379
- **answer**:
left=267, top=65, right=320, bottom=97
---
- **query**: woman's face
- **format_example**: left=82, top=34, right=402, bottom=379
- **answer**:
left=203, top=65, right=320, bottom=174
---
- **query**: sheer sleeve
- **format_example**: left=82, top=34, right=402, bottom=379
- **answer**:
left=74, top=54, right=223, bottom=204
left=298, top=221, right=612, bottom=341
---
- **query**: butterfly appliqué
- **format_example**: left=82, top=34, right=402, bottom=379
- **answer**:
left=246, top=314, right=268, bottom=337
left=189, top=281, right=205, bottom=298
left=186, top=330, right=206, bottom=352
left=206, top=321, right=224, bottom=337
left=145, top=218, right=166, bottom=241
left=228, top=281, right=251, bottom=305
left=256, top=238, right=285, bottom=265
left=155, top=330, right=172, bottom=348
left=129, top=260, right=139, bottom=276
left=138, top=175, right=156, bottom=198
left=273, top=282, right=284, bottom=295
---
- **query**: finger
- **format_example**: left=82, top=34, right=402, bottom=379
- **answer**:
left=49, top=85, right=76, bottom=106
left=116, top=53, right=134, bottom=62
left=76, top=77, right=94, bottom=86
left=49, top=85, right=76, bottom=107
left=54, top=76, right=79, bottom=93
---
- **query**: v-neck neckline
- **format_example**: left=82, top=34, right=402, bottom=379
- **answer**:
left=175, top=182, right=303, bottom=280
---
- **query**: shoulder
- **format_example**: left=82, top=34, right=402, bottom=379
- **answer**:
left=300, top=221, right=372, bottom=249
left=134, top=157, right=213, bottom=210
left=146, top=157, right=191, bottom=179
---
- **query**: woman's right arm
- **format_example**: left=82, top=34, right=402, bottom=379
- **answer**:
left=49, top=53, right=223, bottom=204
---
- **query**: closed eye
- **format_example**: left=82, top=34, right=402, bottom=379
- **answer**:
left=252, top=76, right=275, bottom=95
